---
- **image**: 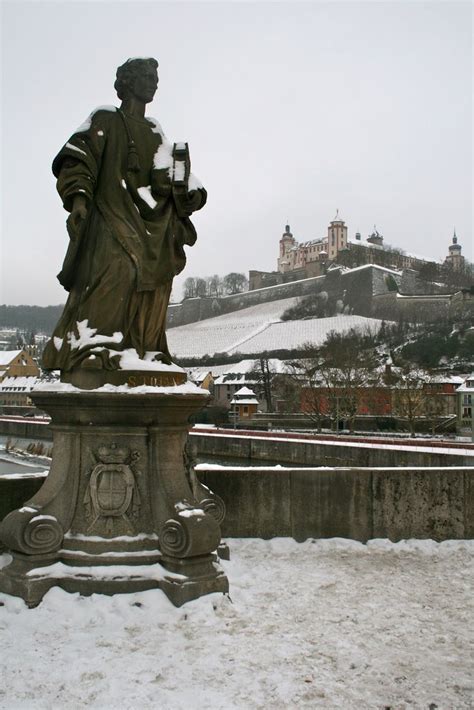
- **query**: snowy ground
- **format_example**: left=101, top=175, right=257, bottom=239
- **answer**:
left=1, top=538, right=472, bottom=709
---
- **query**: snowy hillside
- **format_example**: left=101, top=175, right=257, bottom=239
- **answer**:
left=167, top=297, right=385, bottom=359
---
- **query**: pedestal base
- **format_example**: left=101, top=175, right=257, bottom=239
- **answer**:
left=0, top=384, right=229, bottom=606
left=0, top=552, right=228, bottom=608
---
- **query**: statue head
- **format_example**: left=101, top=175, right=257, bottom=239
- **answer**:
left=115, top=57, right=159, bottom=103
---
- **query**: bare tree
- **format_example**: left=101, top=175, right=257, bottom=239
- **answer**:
left=195, top=277, right=207, bottom=297
left=271, top=373, right=302, bottom=414
left=424, top=387, right=446, bottom=436
left=183, top=277, right=196, bottom=299
left=249, top=358, right=276, bottom=412
left=391, top=367, right=430, bottom=437
left=287, top=349, right=327, bottom=432
left=441, top=260, right=474, bottom=289
left=318, top=328, right=380, bottom=433
left=288, top=328, right=380, bottom=433
left=223, top=272, right=248, bottom=295
left=207, top=274, right=222, bottom=297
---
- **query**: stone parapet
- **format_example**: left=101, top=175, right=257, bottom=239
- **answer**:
left=191, top=431, right=474, bottom=468
left=197, top=465, right=474, bottom=542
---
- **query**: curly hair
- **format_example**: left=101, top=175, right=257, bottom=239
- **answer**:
left=114, top=57, right=159, bottom=100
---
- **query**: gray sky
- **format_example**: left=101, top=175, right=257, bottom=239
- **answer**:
left=1, top=0, right=472, bottom=306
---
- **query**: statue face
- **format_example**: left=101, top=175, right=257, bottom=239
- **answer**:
left=130, top=65, right=158, bottom=104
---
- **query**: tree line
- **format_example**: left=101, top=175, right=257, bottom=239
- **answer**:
left=0, top=305, right=64, bottom=335
left=183, top=273, right=248, bottom=299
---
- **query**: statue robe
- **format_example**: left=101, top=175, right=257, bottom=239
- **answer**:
left=42, top=106, right=206, bottom=371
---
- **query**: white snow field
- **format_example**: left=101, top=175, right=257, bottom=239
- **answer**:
left=1, top=537, right=473, bottom=709
left=167, top=297, right=384, bottom=359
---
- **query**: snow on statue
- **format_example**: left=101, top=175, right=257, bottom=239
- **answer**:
left=43, top=57, right=207, bottom=373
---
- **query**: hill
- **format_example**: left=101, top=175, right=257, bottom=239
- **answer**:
left=167, top=297, right=385, bottom=362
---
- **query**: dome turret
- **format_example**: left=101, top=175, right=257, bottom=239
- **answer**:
left=449, top=229, right=461, bottom=252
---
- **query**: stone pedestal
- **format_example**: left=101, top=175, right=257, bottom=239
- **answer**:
left=0, top=384, right=228, bottom=607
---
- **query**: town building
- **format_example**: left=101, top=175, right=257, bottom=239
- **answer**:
left=230, top=386, right=259, bottom=422
left=300, top=371, right=465, bottom=431
left=0, top=376, right=40, bottom=411
left=213, top=371, right=258, bottom=409
left=0, top=349, right=41, bottom=413
left=0, top=350, right=39, bottom=381
left=457, top=373, right=474, bottom=438
left=188, top=369, right=215, bottom=394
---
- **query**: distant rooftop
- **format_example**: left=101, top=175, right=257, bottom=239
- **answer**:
left=0, top=350, right=22, bottom=366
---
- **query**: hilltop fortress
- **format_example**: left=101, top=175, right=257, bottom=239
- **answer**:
left=167, top=216, right=472, bottom=330
left=250, top=215, right=467, bottom=290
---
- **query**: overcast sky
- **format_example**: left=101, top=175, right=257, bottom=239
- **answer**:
left=1, top=0, right=472, bottom=306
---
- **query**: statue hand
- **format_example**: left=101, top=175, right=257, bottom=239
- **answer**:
left=67, top=195, right=88, bottom=241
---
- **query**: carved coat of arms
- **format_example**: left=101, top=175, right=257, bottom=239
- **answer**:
left=83, top=444, right=141, bottom=534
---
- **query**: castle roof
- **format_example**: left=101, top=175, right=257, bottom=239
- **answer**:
left=300, top=238, right=324, bottom=248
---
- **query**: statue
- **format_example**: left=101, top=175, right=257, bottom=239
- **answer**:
left=0, top=58, right=228, bottom=607
left=42, top=57, right=207, bottom=374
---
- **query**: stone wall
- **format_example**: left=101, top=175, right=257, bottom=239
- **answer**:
left=191, top=431, right=474, bottom=468
left=197, top=465, right=473, bottom=541
left=2, top=464, right=471, bottom=543
left=0, top=419, right=52, bottom=442
left=167, top=275, right=327, bottom=328
left=451, top=288, right=474, bottom=317
left=1, top=419, right=471, bottom=468
left=167, top=266, right=398, bottom=329
left=372, top=292, right=453, bottom=322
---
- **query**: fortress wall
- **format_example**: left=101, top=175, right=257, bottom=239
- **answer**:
left=167, top=265, right=460, bottom=329
left=372, top=293, right=452, bottom=322
left=166, top=275, right=327, bottom=328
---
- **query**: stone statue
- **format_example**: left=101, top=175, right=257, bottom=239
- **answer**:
left=0, top=58, right=228, bottom=608
left=42, top=57, right=207, bottom=374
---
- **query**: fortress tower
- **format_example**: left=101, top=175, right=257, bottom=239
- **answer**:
left=278, top=224, right=296, bottom=272
left=326, top=211, right=348, bottom=260
left=445, top=230, right=465, bottom=271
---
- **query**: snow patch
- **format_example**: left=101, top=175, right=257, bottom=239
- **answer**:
left=117, top=349, right=184, bottom=373
left=137, top=186, right=157, bottom=209
left=34, top=380, right=207, bottom=396
left=67, top=320, right=123, bottom=351
left=74, top=105, right=116, bottom=133
left=65, top=142, right=87, bottom=156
